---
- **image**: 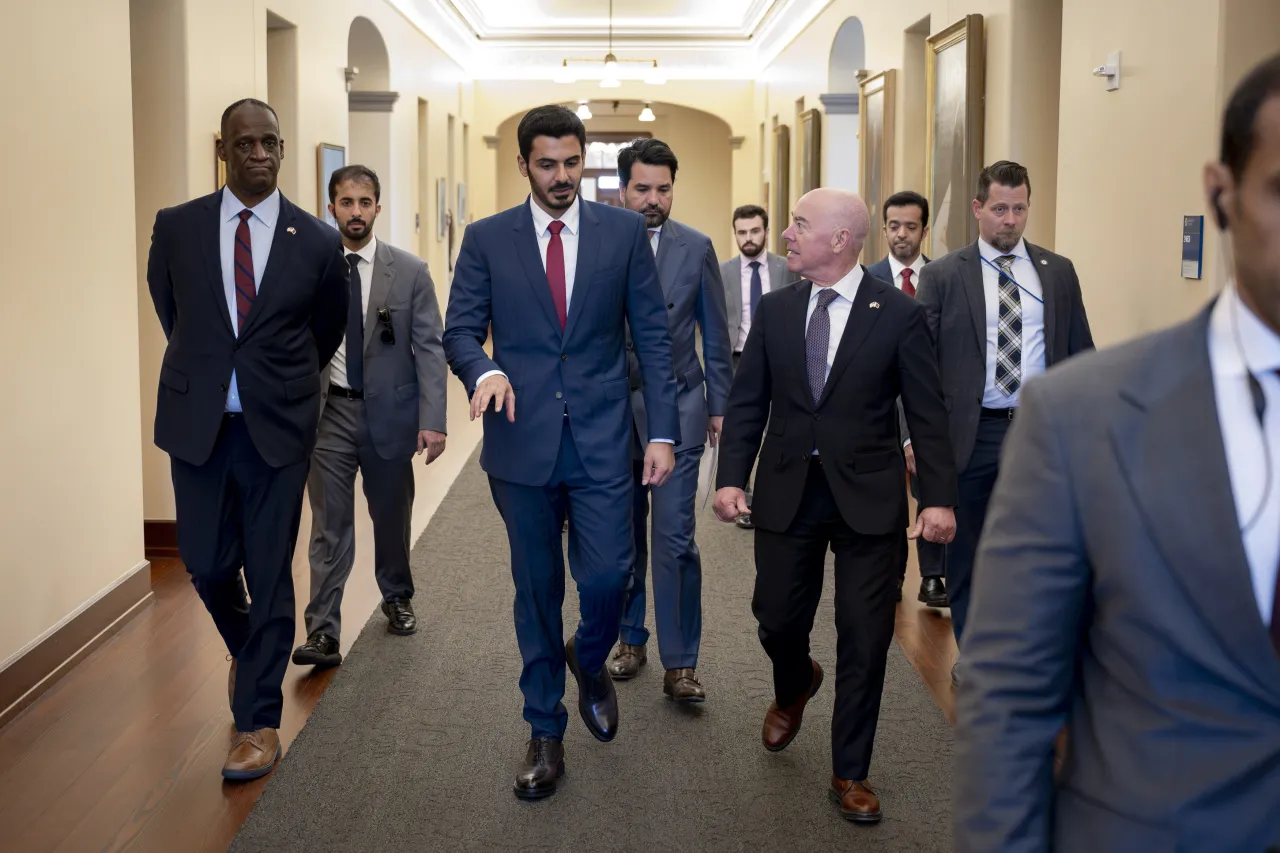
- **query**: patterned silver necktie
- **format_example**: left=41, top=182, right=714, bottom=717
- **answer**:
left=994, top=254, right=1022, bottom=396
left=806, top=287, right=840, bottom=406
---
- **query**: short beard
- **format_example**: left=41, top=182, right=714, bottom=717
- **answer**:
left=534, top=179, right=577, bottom=211
left=642, top=207, right=669, bottom=228
left=739, top=242, right=764, bottom=259
left=990, top=231, right=1021, bottom=254
left=339, top=218, right=374, bottom=242
left=889, top=242, right=919, bottom=264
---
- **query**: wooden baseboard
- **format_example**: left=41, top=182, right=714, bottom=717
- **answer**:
left=0, top=563, right=153, bottom=728
left=144, top=520, right=179, bottom=559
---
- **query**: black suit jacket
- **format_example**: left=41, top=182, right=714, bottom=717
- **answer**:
left=147, top=189, right=349, bottom=468
left=717, top=269, right=957, bottom=535
left=915, top=240, right=1093, bottom=471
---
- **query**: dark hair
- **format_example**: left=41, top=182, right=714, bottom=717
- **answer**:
left=732, top=204, right=769, bottom=231
left=976, top=160, right=1031, bottom=204
left=517, top=105, right=587, bottom=162
left=328, top=165, right=381, bottom=203
left=882, top=191, right=930, bottom=227
left=617, top=138, right=679, bottom=186
left=221, top=98, right=279, bottom=138
left=1221, top=53, right=1280, bottom=178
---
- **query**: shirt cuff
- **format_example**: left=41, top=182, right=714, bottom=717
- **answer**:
left=473, top=369, right=506, bottom=390
left=649, top=438, right=675, bottom=444
left=903, top=439, right=912, bottom=448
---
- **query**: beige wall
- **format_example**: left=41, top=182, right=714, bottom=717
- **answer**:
left=3, top=0, right=147, bottom=666
left=493, top=103, right=737, bottom=259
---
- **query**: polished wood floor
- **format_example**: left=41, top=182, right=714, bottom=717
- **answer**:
left=0, top=489, right=956, bottom=853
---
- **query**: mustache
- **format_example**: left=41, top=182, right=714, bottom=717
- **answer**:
left=550, top=183, right=574, bottom=192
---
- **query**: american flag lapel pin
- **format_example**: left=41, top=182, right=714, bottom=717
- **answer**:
left=869, top=301, right=880, bottom=309
left=287, top=226, right=297, bottom=235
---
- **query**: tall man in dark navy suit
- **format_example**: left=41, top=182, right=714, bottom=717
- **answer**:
left=443, top=105, right=680, bottom=800
left=147, top=99, right=348, bottom=781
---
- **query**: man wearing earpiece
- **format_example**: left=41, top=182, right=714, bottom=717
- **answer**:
left=915, top=161, right=1093, bottom=673
left=954, top=56, right=1280, bottom=852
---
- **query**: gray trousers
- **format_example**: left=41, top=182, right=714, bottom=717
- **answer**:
left=305, top=395, right=415, bottom=640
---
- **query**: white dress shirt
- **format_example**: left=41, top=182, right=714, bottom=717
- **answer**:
left=887, top=253, right=926, bottom=292
left=979, top=238, right=1045, bottom=408
left=1208, top=284, right=1280, bottom=624
left=329, top=235, right=377, bottom=390
left=219, top=187, right=279, bottom=412
left=803, top=265, right=863, bottom=455
left=738, top=252, right=772, bottom=351
left=649, top=224, right=662, bottom=256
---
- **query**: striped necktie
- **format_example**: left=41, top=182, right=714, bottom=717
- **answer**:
left=994, top=254, right=1022, bottom=395
left=233, top=210, right=255, bottom=332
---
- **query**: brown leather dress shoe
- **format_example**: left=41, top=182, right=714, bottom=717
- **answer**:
left=227, top=657, right=237, bottom=712
left=663, top=668, right=706, bottom=703
left=829, top=777, right=882, bottom=824
left=222, top=728, right=281, bottom=781
left=762, top=657, right=823, bottom=752
left=606, top=643, right=647, bottom=680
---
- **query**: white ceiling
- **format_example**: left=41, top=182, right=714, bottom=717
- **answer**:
left=389, top=0, right=833, bottom=80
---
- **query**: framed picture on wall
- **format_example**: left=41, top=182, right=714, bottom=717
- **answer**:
left=457, top=183, right=467, bottom=224
left=214, top=132, right=226, bottom=190
left=316, top=143, right=346, bottom=228
left=436, top=178, right=448, bottom=242
left=859, top=70, right=896, bottom=264
left=799, top=109, right=822, bottom=196
left=925, top=14, right=985, bottom=258
left=772, top=124, right=790, bottom=256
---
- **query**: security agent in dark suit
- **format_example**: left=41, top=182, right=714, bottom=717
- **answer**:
left=715, top=188, right=957, bottom=824
left=956, top=58, right=1280, bottom=851
left=606, top=139, right=733, bottom=703
left=915, top=161, right=1093, bottom=661
left=865, top=190, right=947, bottom=610
left=147, top=99, right=348, bottom=781
left=291, top=166, right=448, bottom=669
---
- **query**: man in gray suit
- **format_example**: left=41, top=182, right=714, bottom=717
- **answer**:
left=721, top=204, right=799, bottom=529
left=606, top=139, right=734, bottom=702
left=292, top=165, right=448, bottom=667
left=916, top=161, right=1093, bottom=660
left=955, top=57, right=1280, bottom=851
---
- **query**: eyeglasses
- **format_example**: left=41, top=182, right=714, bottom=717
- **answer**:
left=377, top=307, right=395, bottom=344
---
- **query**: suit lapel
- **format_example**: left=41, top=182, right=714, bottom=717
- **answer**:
left=819, top=269, right=887, bottom=406
left=655, top=221, right=686, bottom=298
left=958, top=243, right=986, bottom=353
left=788, top=281, right=815, bottom=408
left=201, top=190, right=234, bottom=336
left=563, top=200, right=601, bottom=342
left=770, top=253, right=789, bottom=288
left=1027, top=242, right=1058, bottom=361
left=1111, top=309, right=1280, bottom=706
left=363, top=240, right=395, bottom=353
left=511, top=202, right=562, bottom=334
left=239, top=193, right=298, bottom=338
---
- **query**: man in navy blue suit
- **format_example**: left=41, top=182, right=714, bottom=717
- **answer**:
left=147, top=98, right=348, bottom=781
left=443, top=105, right=680, bottom=800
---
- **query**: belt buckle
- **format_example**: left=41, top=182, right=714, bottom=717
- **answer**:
left=1006, top=408, right=1016, bottom=420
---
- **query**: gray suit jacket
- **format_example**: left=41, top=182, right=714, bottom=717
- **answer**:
left=915, top=240, right=1093, bottom=470
left=628, top=218, right=733, bottom=454
left=320, top=239, right=447, bottom=460
left=955, top=305, right=1280, bottom=853
left=720, top=251, right=796, bottom=352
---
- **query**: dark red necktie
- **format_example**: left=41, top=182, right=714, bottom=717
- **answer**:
left=234, top=209, right=255, bottom=332
left=546, top=220, right=567, bottom=330
left=901, top=268, right=916, bottom=298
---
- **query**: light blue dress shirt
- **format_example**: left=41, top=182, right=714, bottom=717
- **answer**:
left=219, top=188, right=280, bottom=412
left=978, top=237, right=1045, bottom=408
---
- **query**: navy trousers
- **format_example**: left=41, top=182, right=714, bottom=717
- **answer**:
left=488, top=420, right=634, bottom=740
left=619, top=443, right=704, bottom=669
left=170, top=414, right=307, bottom=731
left=947, top=415, right=1011, bottom=643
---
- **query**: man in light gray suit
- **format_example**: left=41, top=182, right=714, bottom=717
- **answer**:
left=292, top=165, right=447, bottom=668
left=606, top=139, right=734, bottom=702
left=955, top=56, right=1280, bottom=852
left=721, top=204, right=799, bottom=529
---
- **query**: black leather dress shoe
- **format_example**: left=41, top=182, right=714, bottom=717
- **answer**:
left=918, top=577, right=950, bottom=608
left=381, top=598, right=417, bottom=635
left=513, top=737, right=564, bottom=800
left=565, top=637, right=619, bottom=742
left=292, top=631, right=341, bottom=667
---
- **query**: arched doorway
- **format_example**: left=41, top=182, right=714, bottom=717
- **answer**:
left=346, top=17, right=396, bottom=234
left=821, top=17, right=865, bottom=194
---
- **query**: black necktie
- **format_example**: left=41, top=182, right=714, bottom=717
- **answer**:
left=749, top=261, right=763, bottom=317
left=345, top=253, right=363, bottom=392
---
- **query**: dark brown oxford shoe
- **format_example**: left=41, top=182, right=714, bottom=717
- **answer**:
left=607, top=643, right=647, bottom=680
left=663, top=668, right=706, bottom=703
left=513, top=737, right=564, bottom=800
left=829, top=777, right=882, bottom=824
left=762, top=657, right=823, bottom=752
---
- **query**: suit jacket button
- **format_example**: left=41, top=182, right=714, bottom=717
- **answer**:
left=626, top=343, right=633, bottom=350
left=814, top=413, right=821, bottom=420
left=561, top=353, right=568, bottom=361
left=220, top=383, right=228, bottom=392
left=555, top=391, right=563, bottom=399
left=667, top=303, right=675, bottom=309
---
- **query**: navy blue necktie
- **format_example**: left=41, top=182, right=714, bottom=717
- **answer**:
left=345, top=253, right=363, bottom=392
left=749, top=261, right=763, bottom=317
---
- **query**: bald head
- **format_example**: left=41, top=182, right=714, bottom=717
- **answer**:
left=781, top=188, right=871, bottom=285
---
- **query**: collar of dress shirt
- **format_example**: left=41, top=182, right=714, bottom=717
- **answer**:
left=347, top=234, right=377, bottom=265
left=741, top=251, right=767, bottom=271
left=222, top=186, right=280, bottom=228
left=809, top=263, right=864, bottom=306
left=1211, top=283, right=1280, bottom=377
left=978, top=236, right=1028, bottom=263
left=887, top=253, right=925, bottom=282
left=529, top=193, right=580, bottom=236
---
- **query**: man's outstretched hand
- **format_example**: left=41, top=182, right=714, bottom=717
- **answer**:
left=471, top=375, right=515, bottom=422
left=642, top=442, right=675, bottom=487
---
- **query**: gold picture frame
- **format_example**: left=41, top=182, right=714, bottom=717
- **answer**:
left=925, top=14, right=985, bottom=258
left=858, top=70, right=896, bottom=264
left=316, top=143, right=346, bottom=228
left=215, top=132, right=226, bottom=190
left=799, top=108, right=822, bottom=195
left=772, top=124, right=791, bottom=255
